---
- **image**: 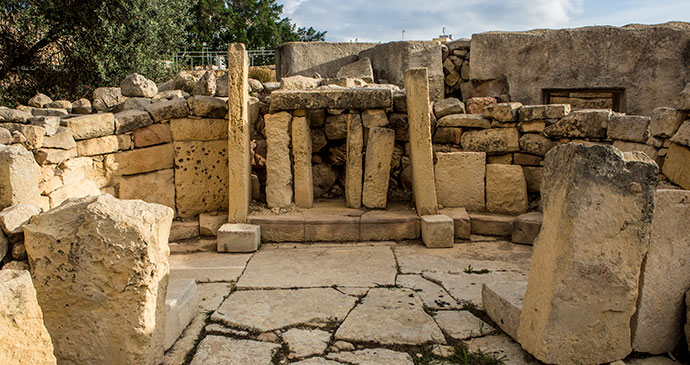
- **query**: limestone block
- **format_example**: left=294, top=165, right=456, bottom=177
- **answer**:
left=0, top=108, right=32, bottom=123
left=487, top=154, right=512, bottom=164
left=544, top=109, right=612, bottom=139
left=670, top=120, right=690, bottom=147
left=199, top=212, right=228, bottom=236
left=519, top=133, right=557, bottom=156
left=0, top=127, right=10, bottom=144
left=517, top=144, right=658, bottom=365
left=650, top=107, right=687, bottom=137
left=460, top=128, right=519, bottom=154
left=71, top=98, right=92, bottom=114
left=0, top=270, right=56, bottom=365
left=469, top=212, right=515, bottom=237
left=64, top=113, right=115, bottom=140
left=0, top=145, right=41, bottom=210
left=613, top=140, right=658, bottom=160
left=2, top=123, right=46, bottom=149
left=345, top=113, right=364, bottom=208
left=337, top=57, right=374, bottom=82
left=92, top=87, right=125, bottom=112
left=518, top=104, right=571, bottom=121
left=482, top=102, right=523, bottom=122
left=280, top=75, right=322, bottom=90
left=0, top=203, right=42, bottom=235
left=518, top=120, right=546, bottom=133
left=439, top=207, right=471, bottom=239
left=42, top=127, right=76, bottom=149
left=432, top=127, right=462, bottom=144
left=511, top=211, right=542, bottom=245
left=29, top=116, right=60, bottom=136
left=405, top=68, right=438, bottom=216
left=632, top=189, right=690, bottom=354
left=146, top=98, right=190, bottom=122
left=421, top=215, right=454, bottom=248
left=678, top=83, right=690, bottom=110
left=164, top=278, right=199, bottom=351
left=359, top=210, right=419, bottom=241
left=269, top=88, right=393, bottom=112
left=193, top=71, right=216, bottom=96
left=265, top=112, right=293, bottom=208
left=482, top=281, right=526, bottom=340
left=112, top=143, right=174, bottom=175
left=133, top=123, right=172, bottom=147
left=324, top=113, right=348, bottom=139
left=248, top=213, right=305, bottom=242
left=215, top=73, right=229, bottom=96
left=169, top=219, right=199, bottom=241
left=485, top=164, right=528, bottom=215
left=304, top=213, right=359, bottom=242
left=34, top=148, right=76, bottom=165
left=292, top=116, right=313, bottom=208
left=47, top=180, right=101, bottom=208
left=522, top=166, right=543, bottom=193
left=117, top=132, right=133, bottom=150
left=152, top=90, right=188, bottom=102
left=362, top=127, right=395, bottom=209
left=31, top=108, right=68, bottom=117
left=307, top=109, right=326, bottom=128
left=608, top=115, right=651, bottom=143
left=514, top=153, right=542, bottom=166
left=174, top=140, right=228, bottom=217
left=434, top=152, right=485, bottom=211
left=188, top=96, right=227, bottom=118
left=437, top=113, right=490, bottom=128
left=217, top=223, right=260, bottom=253
left=76, top=135, right=118, bottom=156
left=170, top=118, right=227, bottom=141
left=121, top=97, right=152, bottom=111
left=114, top=110, right=153, bottom=134
left=23, top=195, right=173, bottom=365
left=361, top=109, right=389, bottom=128
left=662, top=143, right=690, bottom=190
left=119, top=169, right=175, bottom=210
left=434, top=98, right=466, bottom=119
left=120, top=73, right=158, bottom=98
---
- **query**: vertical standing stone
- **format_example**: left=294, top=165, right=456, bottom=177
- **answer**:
left=632, top=189, right=690, bottom=354
left=0, top=145, right=41, bottom=210
left=405, top=68, right=438, bottom=216
left=227, top=43, right=251, bottom=223
left=265, top=112, right=293, bottom=208
left=517, top=144, right=658, bottom=365
left=362, top=127, right=395, bottom=208
left=291, top=116, right=313, bottom=208
left=434, top=152, right=485, bottom=211
left=345, top=113, right=363, bottom=208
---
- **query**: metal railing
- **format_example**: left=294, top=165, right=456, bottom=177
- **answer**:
left=173, top=49, right=275, bottom=69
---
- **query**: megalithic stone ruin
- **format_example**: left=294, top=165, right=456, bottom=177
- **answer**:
left=227, top=43, right=251, bottom=223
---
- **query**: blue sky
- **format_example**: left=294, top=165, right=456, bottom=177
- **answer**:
left=277, top=0, right=690, bottom=42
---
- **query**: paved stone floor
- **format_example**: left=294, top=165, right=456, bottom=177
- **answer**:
left=163, top=238, right=682, bottom=365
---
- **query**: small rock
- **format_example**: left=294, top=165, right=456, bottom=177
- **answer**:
left=193, top=71, right=217, bottom=96
left=28, top=93, right=52, bottom=108
left=256, top=331, right=279, bottom=343
left=121, top=73, right=158, bottom=98
left=71, top=98, right=92, bottom=114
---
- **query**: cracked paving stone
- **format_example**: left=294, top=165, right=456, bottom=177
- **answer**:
left=170, top=252, right=252, bottom=283
left=422, top=271, right=528, bottom=308
left=394, top=242, right=531, bottom=274
left=396, top=274, right=459, bottom=309
left=326, top=348, right=414, bottom=364
left=211, top=288, right=357, bottom=332
left=197, top=282, right=235, bottom=311
left=292, top=358, right=342, bottom=365
left=335, top=288, right=446, bottom=345
left=465, top=334, right=538, bottom=365
left=433, top=310, right=496, bottom=340
left=190, top=335, right=280, bottom=365
left=282, top=328, right=331, bottom=359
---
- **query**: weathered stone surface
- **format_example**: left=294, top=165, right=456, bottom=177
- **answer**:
left=114, top=109, right=153, bottom=134
left=466, top=334, right=535, bottom=365
left=613, top=140, right=659, bottom=160
left=188, top=96, right=227, bottom=118
left=335, top=288, right=445, bottom=345
left=464, top=97, right=496, bottom=114
left=397, top=274, right=458, bottom=310
left=170, top=118, right=226, bottom=141
left=461, top=127, right=519, bottom=154
left=164, top=278, right=199, bottom=350
left=0, top=270, right=56, bottom=365
left=303, top=211, right=359, bottom=241
left=2, top=123, right=45, bottom=149
left=326, top=349, right=414, bottom=365
left=42, top=127, right=75, bottom=149
left=190, top=336, right=279, bottom=365
left=421, top=215, right=454, bottom=248
left=121, top=73, right=157, bottom=98
left=75, top=135, right=118, bottom=156
left=71, top=98, right=92, bottom=114
left=0, top=203, right=42, bottom=235
left=291, top=116, right=313, bottom=208
left=146, top=97, right=189, bottom=122
left=483, top=102, right=523, bottom=122
left=608, top=115, right=651, bottom=142
left=519, top=133, right=557, bottom=156
left=217, top=223, right=260, bottom=253
left=0, top=145, right=41, bottom=210
left=173, top=71, right=202, bottom=94
left=270, top=88, right=393, bottom=112
left=440, top=207, right=471, bottom=239
left=517, top=144, right=658, bottom=365
left=279, top=75, right=321, bottom=90
left=264, top=112, right=292, bottom=208
left=486, top=164, right=527, bottom=215
left=424, top=270, right=528, bottom=308
left=64, top=113, right=115, bottom=140
left=92, top=87, right=125, bottom=112
left=173, top=140, right=228, bottom=216
left=198, top=212, right=227, bottom=236
left=650, top=107, right=687, bottom=137
left=437, top=113, right=490, bottom=128
left=434, top=98, right=466, bottom=119
left=359, top=208, right=420, bottom=241
left=153, top=90, right=189, bottom=102
left=29, top=116, right=59, bottom=136
left=133, top=123, right=172, bottom=147
left=324, top=113, right=348, bottom=139
left=192, top=71, right=216, bottom=96
left=336, top=56, right=374, bottom=82
left=24, top=195, right=173, bottom=365
left=276, top=42, right=376, bottom=79
left=169, top=251, right=250, bottom=283
left=121, top=97, right=152, bottom=111
left=512, top=212, right=542, bottom=245
left=670, top=120, right=690, bottom=148
left=433, top=127, right=462, bottom=144
left=361, top=109, right=389, bottom=128
left=345, top=113, right=363, bottom=208
left=0, top=108, right=32, bottom=124
left=362, top=127, right=395, bottom=208
left=482, top=281, right=527, bottom=340
left=544, top=109, right=612, bottom=138
left=28, top=93, right=52, bottom=108
left=434, top=152, right=485, bottom=211
left=662, top=143, right=690, bottom=189
left=36, top=148, right=76, bottom=166
left=119, top=169, right=175, bottom=209
left=405, top=68, right=438, bottom=215
left=519, top=104, right=571, bottom=121
left=248, top=212, right=305, bottom=242
left=112, top=143, right=174, bottom=175
left=434, top=310, right=495, bottom=340
left=238, top=246, right=396, bottom=288
left=0, top=127, right=12, bottom=144
left=212, top=288, right=356, bottom=331
left=227, top=43, right=251, bottom=223
left=283, top=328, right=330, bottom=359
left=631, top=189, right=690, bottom=354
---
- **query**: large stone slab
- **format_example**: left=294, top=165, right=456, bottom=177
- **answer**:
left=190, top=336, right=279, bottom=365
left=211, top=288, right=356, bottom=331
left=326, top=349, right=414, bottom=365
left=632, top=189, right=690, bottom=354
left=276, top=42, right=376, bottom=79
left=23, top=195, right=173, bottom=365
left=170, top=118, right=227, bottom=141
left=517, top=144, right=658, bottom=365
left=335, top=288, right=446, bottom=345
left=466, top=334, right=536, bottom=365
left=169, top=252, right=252, bottom=283
left=0, top=270, right=56, bottom=365
left=544, top=109, right=612, bottom=139
left=173, top=140, right=228, bottom=216
left=395, top=242, right=531, bottom=274
left=282, top=328, right=331, bottom=359
left=362, top=127, right=395, bottom=208
left=119, top=169, right=175, bottom=210
left=423, top=271, right=528, bottom=308
left=662, top=143, right=690, bottom=190
left=237, top=246, right=396, bottom=288
left=0, top=145, right=41, bottom=210
left=345, top=113, right=363, bottom=208
left=360, top=208, right=420, bottom=241
left=435, top=152, right=485, bottom=211
left=482, top=281, right=527, bottom=340
left=485, top=164, right=528, bottom=215
left=433, top=310, right=496, bottom=340
left=608, top=115, right=651, bottom=143
left=405, top=68, right=438, bottom=215
left=460, top=128, right=519, bottom=154
left=270, top=88, right=393, bottom=112
left=397, top=274, right=459, bottom=310
left=63, top=113, right=115, bottom=140
left=112, top=143, right=174, bottom=175
left=264, top=112, right=293, bottom=208
left=227, top=43, right=251, bottom=223
left=291, top=116, right=313, bottom=208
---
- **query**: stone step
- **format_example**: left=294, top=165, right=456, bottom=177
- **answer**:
left=165, top=278, right=200, bottom=350
left=482, top=281, right=527, bottom=341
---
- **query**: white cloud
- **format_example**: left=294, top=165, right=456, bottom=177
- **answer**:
left=281, top=0, right=309, bottom=16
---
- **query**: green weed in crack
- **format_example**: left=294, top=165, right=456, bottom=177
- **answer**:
left=463, top=264, right=490, bottom=275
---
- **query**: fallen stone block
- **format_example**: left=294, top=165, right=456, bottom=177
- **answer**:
left=23, top=194, right=173, bottom=365
left=336, top=57, right=374, bottom=83
left=165, top=278, right=199, bottom=350
left=544, top=109, right=612, bottom=139
left=217, top=223, right=260, bottom=253
left=482, top=281, right=527, bottom=340
left=434, top=152, right=485, bottom=211
left=0, top=145, right=41, bottom=210
left=270, top=88, right=393, bottom=112
left=661, top=143, right=690, bottom=190
left=511, top=211, right=542, bottom=245
left=421, top=215, right=454, bottom=248
left=63, top=113, right=115, bottom=140
left=485, top=164, right=527, bottom=215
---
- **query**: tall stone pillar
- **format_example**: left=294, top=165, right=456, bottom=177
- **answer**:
left=362, top=127, right=395, bottom=208
left=265, top=112, right=293, bottom=208
left=517, top=144, right=658, bottom=364
left=345, top=113, right=363, bottom=208
left=291, top=115, right=313, bottom=208
left=227, top=43, right=251, bottom=223
left=404, top=68, right=438, bottom=216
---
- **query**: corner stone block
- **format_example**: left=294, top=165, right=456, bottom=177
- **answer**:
left=264, top=112, right=293, bottom=208
left=421, top=214, right=454, bottom=248
left=434, top=152, right=485, bottom=211
left=517, top=144, right=658, bottom=365
left=217, top=223, right=260, bottom=253
left=345, top=113, right=364, bottom=209
left=362, top=127, right=395, bottom=209
left=485, top=164, right=528, bottom=215
left=291, top=116, right=313, bottom=208
left=405, top=68, right=438, bottom=216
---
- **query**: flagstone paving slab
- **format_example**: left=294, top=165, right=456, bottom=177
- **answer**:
left=292, top=358, right=342, bottom=365
left=190, top=336, right=280, bottom=365
left=335, top=288, right=445, bottom=345
left=326, top=349, right=415, bottom=364
left=422, top=271, right=528, bottom=308
left=396, top=274, right=459, bottom=309
left=282, top=328, right=331, bottom=359
left=433, top=310, right=496, bottom=340
left=465, top=334, right=538, bottom=365
left=169, top=252, right=252, bottom=282
left=237, top=245, right=396, bottom=288
left=211, top=288, right=357, bottom=332
left=196, top=282, right=235, bottom=311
